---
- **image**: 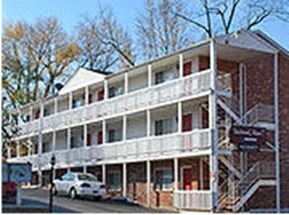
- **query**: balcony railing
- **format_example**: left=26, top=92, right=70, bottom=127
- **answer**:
left=14, top=129, right=212, bottom=170
left=18, top=70, right=212, bottom=135
left=173, top=190, right=212, bottom=210
left=18, top=70, right=231, bottom=136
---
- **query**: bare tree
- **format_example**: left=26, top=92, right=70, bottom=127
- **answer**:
left=76, top=6, right=135, bottom=72
left=172, top=0, right=289, bottom=38
left=136, top=0, right=194, bottom=60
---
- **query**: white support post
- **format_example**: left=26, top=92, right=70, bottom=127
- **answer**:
left=104, top=80, right=108, bottom=100
left=30, top=106, right=33, bottom=122
left=83, top=166, right=87, bottom=174
left=102, top=165, right=106, bottom=184
left=174, top=158, right=178, bottom=191
left=146, top=160, right=151, bottom=208
left=52, top=131, right=56, bottom=152
left=274, top=53, right=280, bottom=213
left=38, top=101, right=44, bottom=187
left=124, top=73, right=129, bottom=94
left=85, top=86, right=89, bottom=105
left=148, top=64, right=152, bottom=87
left=179, top=53, right=184, bottom=78
left=16, top=140, right=20, bottom=158
left=54, top=97, right=58, bottom=114
left=123, top=163, right=127, bottom=197
left=16, top=183, right=22, bottom=205
left=209, top=38, right=219, bottom=212
left=239, top=63, right=244, bottom=119
left=84, top=124, right=87, bottom=147
left=178, top=102, right=182, bottom=133
left=103, top=120, right=106, bottom=144
left=69, top=92, right=73, bottom=109
left=7, top=146, right=11, bottom=159
left=147, top=110, right=151, bottom=137
left=200, top=158, right=204, bottom=190
left=123, top=115, right=127, bottom=141
left=67, top=128, right=71, bottom=150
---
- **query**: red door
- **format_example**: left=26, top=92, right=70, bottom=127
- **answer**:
left=183, top=168, right=192, bottom=190
left=183, top=61, right=192, bottom=76
left=97, top=131, right=103, bottom=145
left=98, top=89, right=104, bottom=101
left=88, top=94, right=93, bottom=104
left=87, top=133, right=92, bottom=146
left=182, top=114, right=192, bottom=132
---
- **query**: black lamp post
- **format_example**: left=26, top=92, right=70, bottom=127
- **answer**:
left=49, top=154, right=56, bottom=213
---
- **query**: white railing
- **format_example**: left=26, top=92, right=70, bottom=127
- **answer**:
left=237, top=104, right=274, bottom=126
left=173, top=190, right=212, bottom=210
left=18, top=129, right=212, bottom=169
left=18, top=70, right=215, bottom=135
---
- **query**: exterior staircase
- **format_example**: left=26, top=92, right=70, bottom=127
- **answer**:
left=217, top=92, right=276, bottom=212
left=219, top=162, right=276, bottom=212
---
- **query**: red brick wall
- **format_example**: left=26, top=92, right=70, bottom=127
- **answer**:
left=278, top=53, right=289, bottom=209
left=127, top=162, right=147, bottom=206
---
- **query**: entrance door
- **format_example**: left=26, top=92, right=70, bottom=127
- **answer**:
left=182, top=167, right=192, bottom=190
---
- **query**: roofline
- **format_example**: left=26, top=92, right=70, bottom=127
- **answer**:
left=106, top=38, right=211, bottom=79
left=253, top=30, right=289, bottom=57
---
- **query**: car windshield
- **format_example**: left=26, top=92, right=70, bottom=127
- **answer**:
left=77, top=174, right=98, bottom=182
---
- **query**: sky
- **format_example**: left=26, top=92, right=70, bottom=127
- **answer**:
left=2, top=0, right=289, bottom=51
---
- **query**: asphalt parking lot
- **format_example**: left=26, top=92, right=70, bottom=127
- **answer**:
left=19, top=188, right=177, bottom=213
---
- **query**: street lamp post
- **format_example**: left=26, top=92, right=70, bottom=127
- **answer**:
left=49, top=154, right=56, bottom=213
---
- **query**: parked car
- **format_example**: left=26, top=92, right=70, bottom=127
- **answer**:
left=52, top=172, right=106, bottom=200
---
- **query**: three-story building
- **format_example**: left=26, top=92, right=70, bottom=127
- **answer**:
left=6, top=30, right=289, bottom=212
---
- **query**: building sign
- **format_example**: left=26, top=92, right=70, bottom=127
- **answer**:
left=2, top=163, right=32, bottom=183
left=229, top=125, right=267, bottom=152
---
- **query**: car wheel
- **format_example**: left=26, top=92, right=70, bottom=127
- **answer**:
left=52, top=185, right=58, bottom=196
left=69, top=188, right=77, bottom=199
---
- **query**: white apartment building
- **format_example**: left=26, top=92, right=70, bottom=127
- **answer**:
left=7, top=30, right=289, bottom=212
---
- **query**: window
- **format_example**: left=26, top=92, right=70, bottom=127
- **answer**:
left=154, top=168, right=173, bottom=191
left=107, top=171, right=121, bottom=191
left=108, top=130, right=115, bottom=143
left=155, top=118, right=177, bottom=136
left=155, top=69, right=176, bottom=84
left=109, top=86, right=123, bottom=98
left=62, top=173, right=75, bottom=181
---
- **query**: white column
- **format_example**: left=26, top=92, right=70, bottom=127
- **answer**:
left=274, top=53, right=280, bottom=213
left=83, top=166, right=87, bottom=174
left=103, top=120, right=106, bottom=144
left=209, top=38, right=219, bottom=211
left=104, top=80, right=108, bottom=99
left=124, top=73, right=129, bottom=94
left=200, top=158, right=204, bottom=190
left=174, top=158, right=178, bottom=191
left=16, top=140, right=20, bottom=158
left=123, top=115, right=127, bottom=141
left=148, top=64, right=152, bottom=87
left=179, top=53, right=184, bottom=78
left=102, top=165, right=106, bottom=184
left=178, top=102, right=182, bottom=133
left=83, top=124, right=87, bottom=147
left=147, top=110, right=151, bottom=137
left=69, top=92, right=73, bottom=109
left=7, top=146, right=11, bottom=159
left=67, top=128, right=71, bottom=149
left=38, top=101, right=44, bottom=187
left=239, top=63, right=244, bottom=119
left=52, top=131, right=56, bottom=152
left=85, top=86, right=89, bottom=104
left=54, top=97, right=58, bottom=114
left=123, top=163, right=127, bottom=197
left=146, top=160, right=151, bottom=208
left=30, top=106, right=33, bottom=122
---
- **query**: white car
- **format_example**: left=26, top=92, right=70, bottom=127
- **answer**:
left=52, top=172, right=106, bottom=200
